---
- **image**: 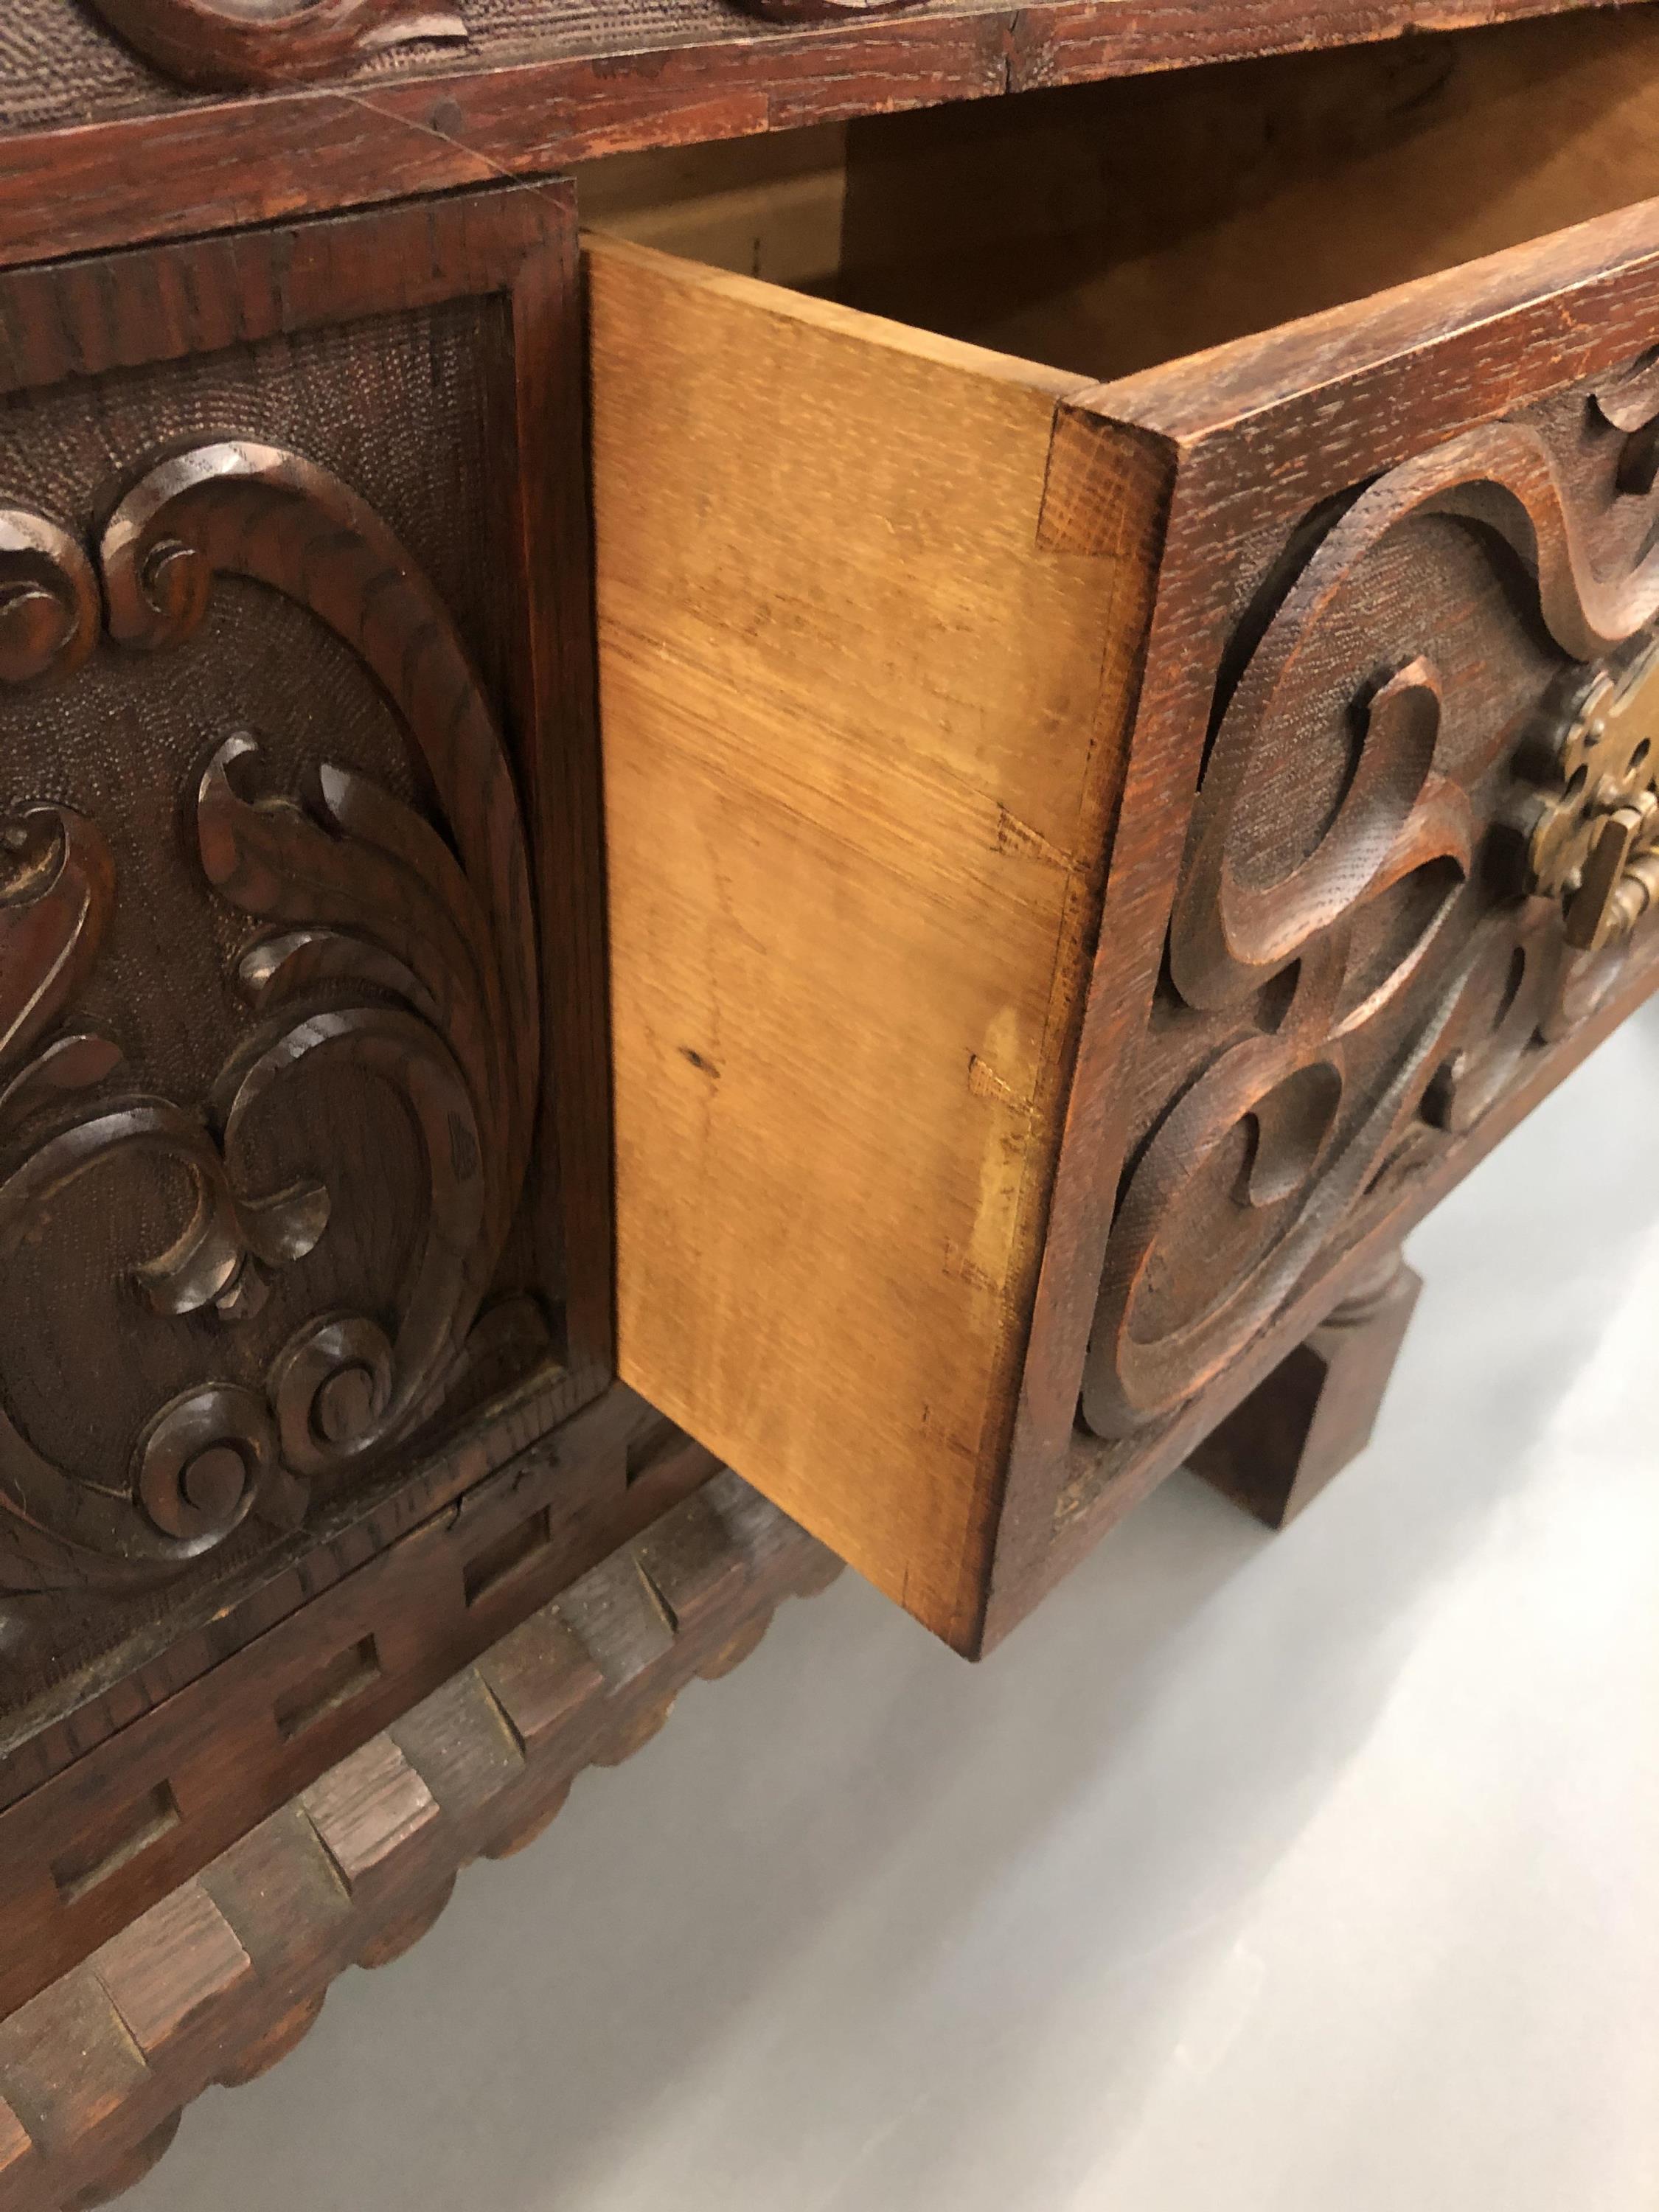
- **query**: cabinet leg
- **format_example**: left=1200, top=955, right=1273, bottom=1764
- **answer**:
left=1189, top=1249, right=1422, bottom=1529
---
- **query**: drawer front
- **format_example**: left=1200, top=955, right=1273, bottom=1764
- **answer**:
left=1041, top=209, right=1659, bottom=1630
left=0, top=183, right=616, bottom=1985
left=1080, top=349, right=1659, bottom=1444
left=591, top=202, right=1659, bottom=1653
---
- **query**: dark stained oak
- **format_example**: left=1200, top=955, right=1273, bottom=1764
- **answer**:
left=0, top=1472, right=841, bottom=2212
left=5, top=4, right=1659, bottom=2174
left=986, top=206, right=1659, bottom=1642
left=86, top=0, right=470, bottom=91
left=1187, top=1248, right=1425, bottom=1528
left=0, top=1380, right=723, bottom=2022
left=0, top=181, right=648, bottom=2009
left=0, top=0, right=1635, bottom=274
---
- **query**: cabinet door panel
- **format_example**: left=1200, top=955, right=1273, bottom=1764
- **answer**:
left=0, top=184, right=611, bottom=1945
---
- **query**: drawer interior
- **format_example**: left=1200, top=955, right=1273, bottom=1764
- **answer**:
left=577, top=6, right=1659, bottom=380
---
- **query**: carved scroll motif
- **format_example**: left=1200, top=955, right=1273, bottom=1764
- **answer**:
left=84, top=0, right=466, bottom=91
left=733, top=0, right=925, bottom=21
left=0, top=448, right=538, bottom=1597
left=1085, top=375, right=1659, bottom=1442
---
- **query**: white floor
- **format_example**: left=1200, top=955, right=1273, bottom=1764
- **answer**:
left=134, top=1003, right=1659, bottom=2212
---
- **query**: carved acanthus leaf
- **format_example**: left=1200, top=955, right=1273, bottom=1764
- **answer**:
left=0, top=444, right=540, bottom=1597
left=0, top=805, right=119, bottom=1115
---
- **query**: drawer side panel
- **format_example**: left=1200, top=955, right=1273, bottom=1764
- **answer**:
left=588, top=239, right=1156, bottom=1644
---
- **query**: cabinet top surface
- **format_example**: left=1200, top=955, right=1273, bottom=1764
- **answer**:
left=0, top=0, right=1641, bottom=273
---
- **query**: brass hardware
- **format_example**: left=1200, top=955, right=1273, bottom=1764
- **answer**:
left=1520, top=639, right=1659, bottom=949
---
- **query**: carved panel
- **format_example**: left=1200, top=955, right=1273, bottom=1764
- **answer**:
left=0, top=445, right=535, bottom=1597
left=83, top=0, right=467, bottom=91
left=1082, top=352, right=1659, bottom=1442
left=80, top=0, right=905, bottom=83
left=0, top=193, right=605, bottom=1769
left=735, top=0, right=925, bottom=21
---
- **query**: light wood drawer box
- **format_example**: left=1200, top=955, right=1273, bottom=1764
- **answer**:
left=587, top=16, right=1659, bottom=1654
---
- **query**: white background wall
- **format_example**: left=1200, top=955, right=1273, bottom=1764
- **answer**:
left=133, top=1002, right=1659, bottom=2212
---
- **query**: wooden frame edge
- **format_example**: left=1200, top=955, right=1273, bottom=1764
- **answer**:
left=0, top=0, right=1630, bottom=274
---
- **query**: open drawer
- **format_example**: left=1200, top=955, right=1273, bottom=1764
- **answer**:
left=586, top=14, right=1659, bottom=1654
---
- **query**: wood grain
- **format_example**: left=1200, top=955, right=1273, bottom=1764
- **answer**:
left=988, top=204, right=1659, bottom=1644
left=1187, top=1248, right=1425, bottom=1527
left=834, top=10, right=1659, bottom=379
left=0, top=1380, right=720, bottom=2022
left=0, top=1471, right=841, bottom=2212
left=590, top=234, right=1168, bottom=1646
left=1001, top=920, right=1659, bottom=1635
left=0, top=184, right=624, bottom=1896
left=0, top=0, right=1635, bottom=275
left=595, top=184, right=1659, bottom=1653
left=572, top=127, right=853, bottom=291
left=93, top=1882, right=255, bottom=2055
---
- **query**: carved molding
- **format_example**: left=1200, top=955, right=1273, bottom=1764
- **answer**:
left=733, top=0, right=925, bottom=21
left=0, top=444, right=538, bottom=1599
left=0, top=1470, right=839, bottom=2206
left=1085, top=367, right=1659, bottom=1441
left=84, top=0, right=467, bottom=91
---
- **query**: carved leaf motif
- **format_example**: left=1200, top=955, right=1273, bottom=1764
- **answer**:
left=0, top=1104, right=305, bottom=1579
left=199, top=734, right=505, bottom=1474
left=0, top=444, right=540, bottom=1597
left=0, top=807, right=119, bottom=1118
left=198, top=739, right=512, bottom=1238
left=85, top=0, right=467, bottom=90
left=99, top=441, right=538, bottom=1204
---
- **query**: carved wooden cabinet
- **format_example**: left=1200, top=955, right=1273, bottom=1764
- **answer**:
left=3, top=0, right=1659, bottom=2198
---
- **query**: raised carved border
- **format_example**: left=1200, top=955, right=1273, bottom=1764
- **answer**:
left=0, top=1464, right=841, bottom=2212
left=84, top=0, right=468, bottom=91
left=0, top=1378, right=712, bottom=2022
